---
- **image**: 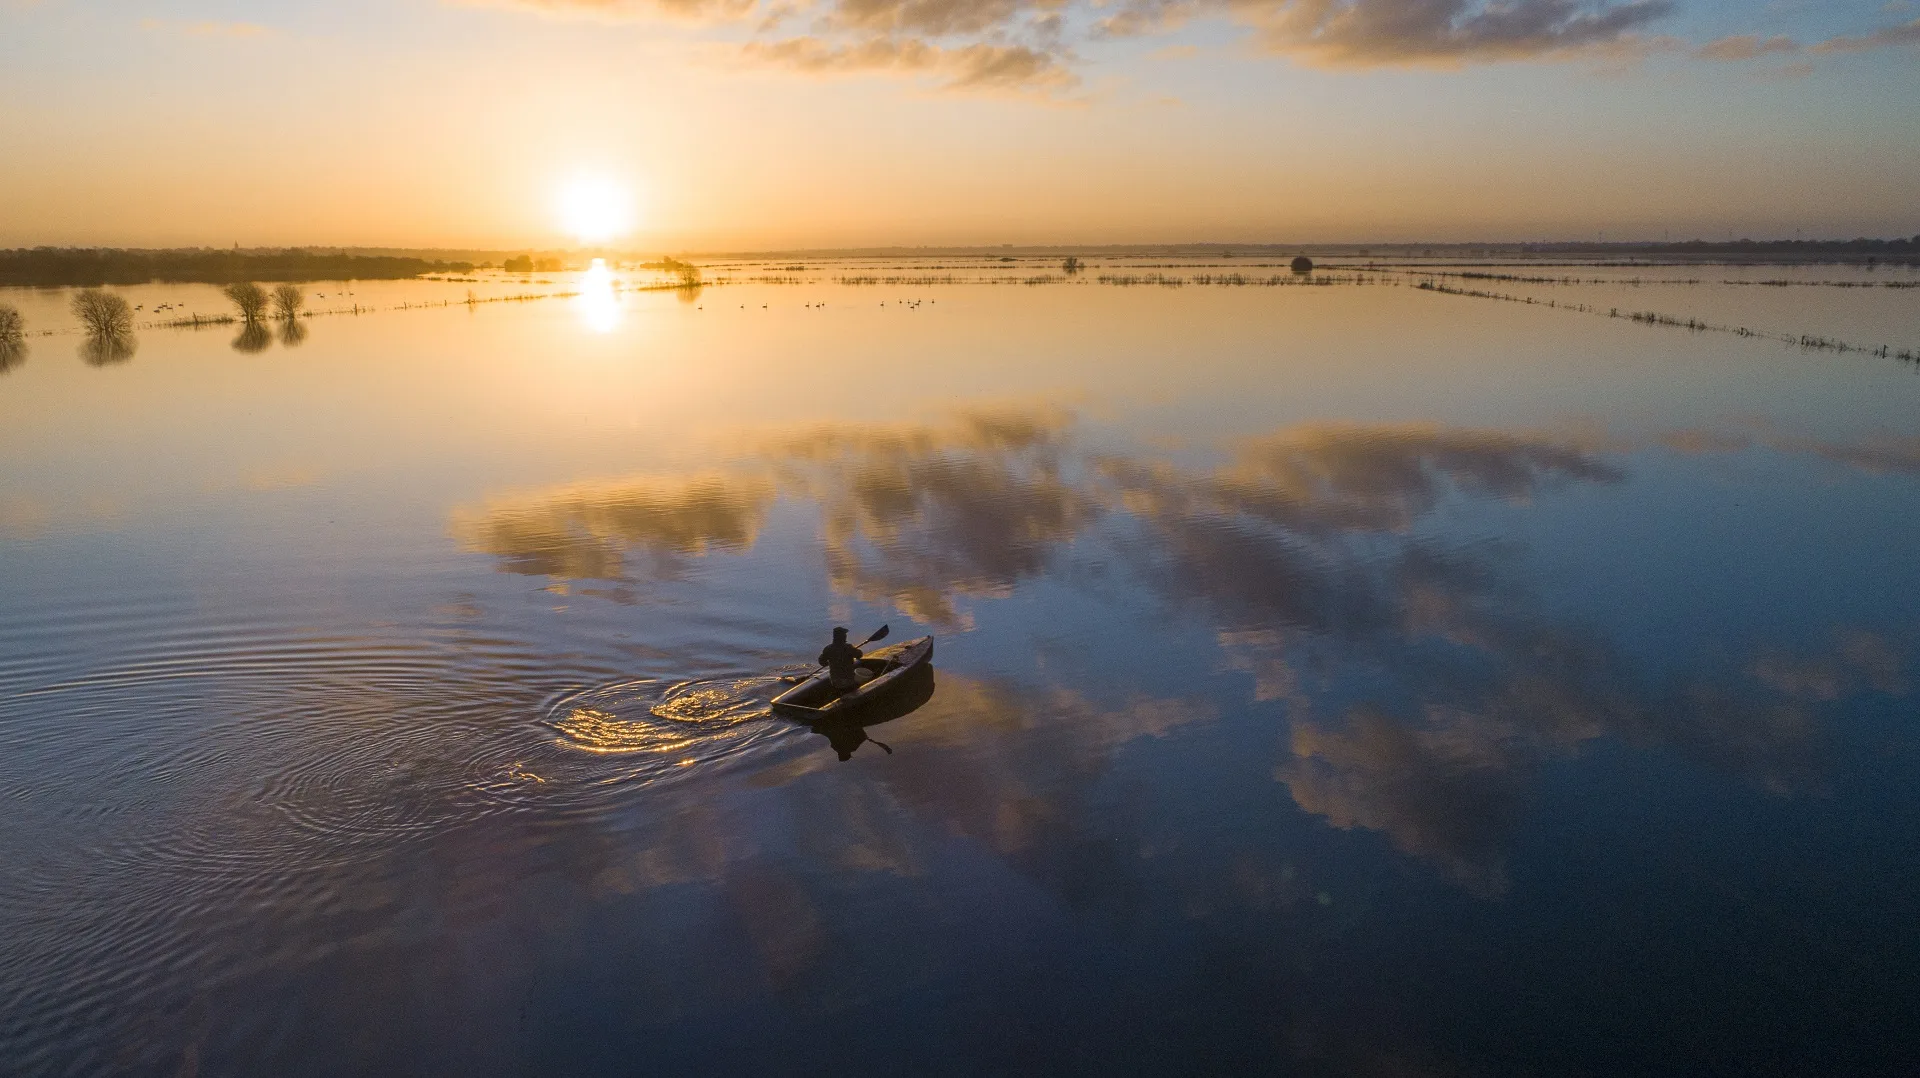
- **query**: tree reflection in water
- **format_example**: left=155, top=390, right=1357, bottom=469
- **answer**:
left=79, top=330, right=137, bottom=367
left=231, top=322, right=273, bottom=354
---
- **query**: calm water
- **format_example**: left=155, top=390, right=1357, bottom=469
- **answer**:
left=3, top=265, right=1919, bottom=1075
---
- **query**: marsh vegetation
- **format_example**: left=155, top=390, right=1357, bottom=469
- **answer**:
left=0, top=304, right=24, bottom=372
left=223, top=283, right=269, bottom=325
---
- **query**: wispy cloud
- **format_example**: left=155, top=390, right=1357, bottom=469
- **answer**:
left=449, top=0, right=756, bottom=23
left=460, top=0, right=1918, bottom=91
left=139, top=18, right=272, bottom=39
left=1810, top=16, right=1920, bottom=54
left=742, top=34, right=1077, bottom=93
left=1695, top=33, right=1798, bottom=62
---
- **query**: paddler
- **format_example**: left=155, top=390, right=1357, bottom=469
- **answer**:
left=818, top=626, right=869, bottom=692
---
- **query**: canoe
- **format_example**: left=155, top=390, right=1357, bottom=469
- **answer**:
left=771, top=636, right=935, bottom=720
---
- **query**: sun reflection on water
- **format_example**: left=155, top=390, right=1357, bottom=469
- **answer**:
left=574, top=258, right=621, bottom=333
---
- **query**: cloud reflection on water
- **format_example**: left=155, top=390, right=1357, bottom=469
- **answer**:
left=452, top=408, right=1916, bottom=890
left=452, top=472, right=774, bottom=583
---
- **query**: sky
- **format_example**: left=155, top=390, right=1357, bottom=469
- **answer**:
left=1, top=0, right=1917, bottom=250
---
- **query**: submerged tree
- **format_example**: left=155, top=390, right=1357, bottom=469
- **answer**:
left=272, top=283, right=305, bottom=320
left=660, top=257, right=702, bottom=287
left=70, top=289, right=133, bottom=336
left=223, top=282, right=269, bottom=324
left=278, top=316, right=308, bottom=348
left=0, top=304, right=24, bottom=373
left=1062, top=256, right=1082, bottom=274
left=80, top=332, right=137, bottom=367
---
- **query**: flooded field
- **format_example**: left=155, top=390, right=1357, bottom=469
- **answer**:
left=3, top=262, right=1918, bottom=1075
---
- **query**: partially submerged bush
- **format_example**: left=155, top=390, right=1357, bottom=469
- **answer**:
left=272, top=284, right=305, bottom=320
left=223, top=282, right=269, bottom=324
left=70, top=289, right=133, bottom=336
left=0, top=305, right=24, bottom=372
left=660, top=257, right=702, bottom=286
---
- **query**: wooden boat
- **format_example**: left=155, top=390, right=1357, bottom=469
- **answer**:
left=771, top=636, right=935, bottom=720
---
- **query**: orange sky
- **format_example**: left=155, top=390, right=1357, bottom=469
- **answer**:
left=2, top=1, right=1917, bottom=249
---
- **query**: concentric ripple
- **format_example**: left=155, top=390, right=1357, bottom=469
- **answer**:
left=531, top=671, right=808, bottom=789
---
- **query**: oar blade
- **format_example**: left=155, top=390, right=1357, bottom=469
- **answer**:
left=866, top=624, right=890, bottom=645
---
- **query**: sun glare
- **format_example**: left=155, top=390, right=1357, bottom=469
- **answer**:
left=575, top=258, right=621, bottom=333
left=557, top=176, right=634, bottom=245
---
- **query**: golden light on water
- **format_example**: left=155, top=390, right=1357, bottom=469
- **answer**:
left=557, top=175, right=635, bottom=245
left=575, top=258, right=620, bottom=333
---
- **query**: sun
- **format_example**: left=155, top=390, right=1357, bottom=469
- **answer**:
left=557, top=175, right=635, bottom=245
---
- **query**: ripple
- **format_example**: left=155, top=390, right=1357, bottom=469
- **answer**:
left=526, top=673, right=804, bottom=792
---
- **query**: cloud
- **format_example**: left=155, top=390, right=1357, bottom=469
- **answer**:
left=1811, top=16, right=1920, bottom=54
left=1245, top=0, right=1678, bottom=67
left=1695, top=33, right=1798, bottom=61
left=139, top=18, right=272, bottom=38
left=449, top=0, right=757, bottom=23
left=742, top=35, right=1077, bottom=92
left=472, top=0, right=1691, bottom=91
left=821, top=0, right=1071, bottom=38
left=1096, top=0, right=1676, bottom=66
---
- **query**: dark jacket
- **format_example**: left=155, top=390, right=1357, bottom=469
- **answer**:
left=818, top=641, right=864, bottom=684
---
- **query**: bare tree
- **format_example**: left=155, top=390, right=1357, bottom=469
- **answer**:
left=71, top=290, right=133, bottom=336
left=223, top=282, right=269, bottom=324
left=0, top=305, right=24, bottom=373
left=660, top=257, right=702, bottom=287
left=272, top=284, right=305, bottom=320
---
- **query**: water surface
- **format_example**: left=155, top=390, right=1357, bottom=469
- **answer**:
left=3, top=266, right=1918, bottom=1075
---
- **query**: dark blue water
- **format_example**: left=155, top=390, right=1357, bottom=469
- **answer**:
left=2, top=266, right=1918, bottom=1075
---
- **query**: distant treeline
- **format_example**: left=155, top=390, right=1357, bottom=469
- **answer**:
left=0, top=249, right=477, bottom=287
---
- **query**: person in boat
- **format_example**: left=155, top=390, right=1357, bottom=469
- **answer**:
left=818, top=627, right=873, bottom=693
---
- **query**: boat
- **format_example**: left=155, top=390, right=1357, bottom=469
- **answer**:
left=771, top=635, right=935, bottom=720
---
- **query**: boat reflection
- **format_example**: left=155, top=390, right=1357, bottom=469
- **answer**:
left=803, top=663, right=938, bottom=761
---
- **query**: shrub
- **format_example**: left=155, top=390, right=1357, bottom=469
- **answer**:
left=272, top=284, right=305, bottom=319
left=223, top=282, right=269, bottom=324
left=70, top=290, right=133, bottom=336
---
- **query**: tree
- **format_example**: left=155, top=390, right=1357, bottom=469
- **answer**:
left=0, top=304, right=24, bottom=373
left=70, top=289, right=133, bottom=336
left=660, top=257, right=702, bottom=286
left=1062, top=257, right=1082, bottom=274
left=272, top=284, right=305, bottom=319
left=223, top=282, right=268, bottom=324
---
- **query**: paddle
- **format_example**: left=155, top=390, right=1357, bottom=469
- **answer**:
left=778, top=624, right=890, bottom=683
